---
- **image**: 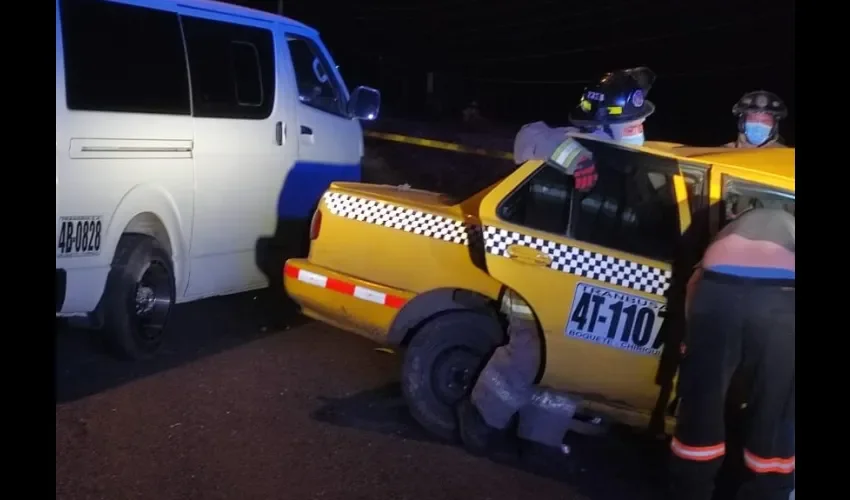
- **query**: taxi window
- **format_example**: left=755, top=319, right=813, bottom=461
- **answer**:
left=722, top=177, right=795, bottom=223
left=497, top=144, right=682, bottom=262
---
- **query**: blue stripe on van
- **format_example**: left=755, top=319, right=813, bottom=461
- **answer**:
left=277, top=161, right=362, bottom=219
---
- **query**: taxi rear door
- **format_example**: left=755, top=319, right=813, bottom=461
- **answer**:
left=477, top=141, right=699, bottom=415
left=708, top=164, right=795, bottom=229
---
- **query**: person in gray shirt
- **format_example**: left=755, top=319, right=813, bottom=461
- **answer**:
left=670, top=207, right=794, bottom=500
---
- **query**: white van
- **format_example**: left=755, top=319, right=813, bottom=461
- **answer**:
left=55, top=0, right=381, bottom=359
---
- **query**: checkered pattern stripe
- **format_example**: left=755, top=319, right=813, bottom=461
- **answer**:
left=323, top=192, right=472, bottom=245
left=483, top=226, right=672, bottom=296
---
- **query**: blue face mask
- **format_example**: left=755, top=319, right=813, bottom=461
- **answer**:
left=618, top=133, right=645, bottom=146
left=744, top=122, right=772, bottom=146
left=609, top=121, right=646, bottom=147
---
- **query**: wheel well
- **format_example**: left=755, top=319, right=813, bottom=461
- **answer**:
left=500, top=286, right=548, bottom=385
left=123, top=212, right=172, bottom=257
left=388, top=288, right=503, bottom=347
left=392, top=287, right=548, bottom=385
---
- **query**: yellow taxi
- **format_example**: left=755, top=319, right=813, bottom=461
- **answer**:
left=284, top=135, right=795, bottom=441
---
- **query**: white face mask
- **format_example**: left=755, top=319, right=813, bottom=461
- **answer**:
left=609, top=121, right=646, bottom=146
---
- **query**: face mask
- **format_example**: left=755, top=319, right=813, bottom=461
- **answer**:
left=609, top=121, right=645, bottom=146
left=618, top=132, right=645, bottom=146
left=744, top=122, right=772, bottom=146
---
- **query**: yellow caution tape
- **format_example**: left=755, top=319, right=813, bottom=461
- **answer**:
left=364, top=130, right=513, bottom=160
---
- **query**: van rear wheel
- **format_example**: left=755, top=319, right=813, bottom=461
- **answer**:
left=401, top=311, right=503, bottom=442
left=101, top=234, right=175, bottom=360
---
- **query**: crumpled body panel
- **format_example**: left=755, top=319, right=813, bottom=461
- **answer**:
left=470, top=315, right=580, bottom=447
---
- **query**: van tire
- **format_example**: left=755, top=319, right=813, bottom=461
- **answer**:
left=101, top=234, right=175, bottom=360
left=401, top=311, right=503, bottom=442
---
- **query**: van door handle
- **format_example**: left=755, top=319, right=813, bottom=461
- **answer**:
left=275, top=121, right=285, bottom=146
left=300, top=125, right=313, bottom=136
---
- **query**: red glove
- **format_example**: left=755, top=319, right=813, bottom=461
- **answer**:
left=573, top=157, right=598, bottom=192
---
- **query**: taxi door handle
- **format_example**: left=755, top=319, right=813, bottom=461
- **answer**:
left=506, top=245, right=552, bottom=267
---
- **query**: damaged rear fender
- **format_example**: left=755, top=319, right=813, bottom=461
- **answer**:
left=387, top=287, right=502, bottom=346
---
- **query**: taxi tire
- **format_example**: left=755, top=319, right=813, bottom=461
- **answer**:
left=402, top=311, right=503, bottom=442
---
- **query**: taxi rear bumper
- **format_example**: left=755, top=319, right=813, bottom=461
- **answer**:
left=283, top=259, right=415, bottom=343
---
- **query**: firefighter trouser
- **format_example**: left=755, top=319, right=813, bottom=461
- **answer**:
left=670, top=271, right=795, bottom=500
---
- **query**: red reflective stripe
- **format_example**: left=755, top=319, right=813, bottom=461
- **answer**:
left=285, top=263, right=407, bottom=309
left=671, top=438, right=726, bottom=462
left=744, top=450, right=795, bottom=474
left=384, top=294, right=407, bottom=309
left=284, top=262, right=299, bottom=278
left=326, top=276, right=355, bottom=296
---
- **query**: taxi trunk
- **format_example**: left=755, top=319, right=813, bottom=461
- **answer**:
left=285, top=182, right=502, bottom=342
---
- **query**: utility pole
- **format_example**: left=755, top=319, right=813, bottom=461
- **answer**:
left=276, top=0, right=283, bottom=15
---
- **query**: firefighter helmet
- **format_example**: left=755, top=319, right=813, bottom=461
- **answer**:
left=732, top=90, right=787, bottom=119
left=569, top=67, right=657, bottom=127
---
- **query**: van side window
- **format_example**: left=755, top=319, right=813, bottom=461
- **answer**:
left=286, top=36, right=347, bottom=117
left=181, top=16, right=275, bottom=120
left=498, top=146, right=681, bottom=263
left=59, top=0, right=190, bottom=115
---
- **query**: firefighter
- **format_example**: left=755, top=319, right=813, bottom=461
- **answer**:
left=725, top=91, right=788, bottom=148
left=670, top=207, right=795, bottom=500
left=513, top=66, right=657, bottom=164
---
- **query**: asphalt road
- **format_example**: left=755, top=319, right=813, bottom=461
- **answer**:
left=55, top=290, right=678, bottom=500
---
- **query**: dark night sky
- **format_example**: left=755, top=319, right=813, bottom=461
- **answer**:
left=229, top=0, right=795, bottom=146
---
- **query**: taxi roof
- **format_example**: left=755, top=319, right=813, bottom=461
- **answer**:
left=672, top=147, right=795, bottom=180
left=568, top=133, right=795, bottom=182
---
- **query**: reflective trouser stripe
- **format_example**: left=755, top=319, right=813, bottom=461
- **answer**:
left=671, top=437, right=726, bottom=462
left=744, top=449, right=795, bottom=474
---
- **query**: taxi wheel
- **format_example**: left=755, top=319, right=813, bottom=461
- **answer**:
left=402, top=311, right=503, bottom=442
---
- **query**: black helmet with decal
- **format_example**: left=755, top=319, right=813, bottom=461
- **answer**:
left=569, top=66, right=657, bottom=127
left=732, top=90, right=787, bottom=119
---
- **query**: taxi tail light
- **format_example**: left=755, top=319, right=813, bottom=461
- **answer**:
left=309, top=208, right=322, bottom=241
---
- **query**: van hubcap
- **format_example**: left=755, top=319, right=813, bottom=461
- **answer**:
left=133, top=261, right=172, bottom=341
